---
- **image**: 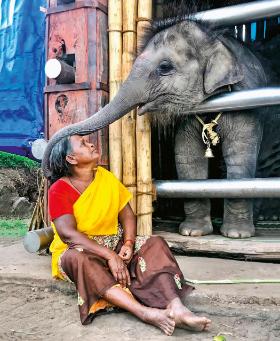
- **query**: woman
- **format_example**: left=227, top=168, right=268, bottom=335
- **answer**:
left=48, top=134, right=211, bottom=336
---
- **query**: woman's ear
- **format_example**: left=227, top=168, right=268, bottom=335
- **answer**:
left=66, top=154, right=77, bottom=165
left=204, top=41, right=244, bottom=94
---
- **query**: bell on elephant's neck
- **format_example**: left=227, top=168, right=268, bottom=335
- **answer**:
left=205, top=146, right=214, bottom=158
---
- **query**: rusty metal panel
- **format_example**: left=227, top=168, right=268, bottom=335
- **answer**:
left=47, top=89, right=109, bottom=166
left=48, top=91, right=89, bottom=136
left=47, top=5, right=108, bottom=90
left=46, top=0, right=109, bottom=166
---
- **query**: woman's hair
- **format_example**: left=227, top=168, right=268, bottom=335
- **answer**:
left=49, top=136, right=73, bottom=184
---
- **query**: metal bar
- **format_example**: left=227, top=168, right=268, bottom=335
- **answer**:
left=154, top=178, right=280, bottom=198
left=191, top=87, right=280, bottom=113
left=191, top=0, right=280, bottom=27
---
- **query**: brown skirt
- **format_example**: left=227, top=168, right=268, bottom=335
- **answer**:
left=60, top=236, right=194, bottom=325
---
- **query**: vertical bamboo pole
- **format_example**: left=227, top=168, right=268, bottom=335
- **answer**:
left=108, top=0, right=123, bottom=180
left=122, top=0, right=138, bottom=213
left=136, top=0, right=153, bottom=235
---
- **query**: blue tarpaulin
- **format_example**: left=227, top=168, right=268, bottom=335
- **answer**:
left=0, top=0, right=45, bottom=157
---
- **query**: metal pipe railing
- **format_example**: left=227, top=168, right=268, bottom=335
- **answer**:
left=191, top=0, right=280, bottom=27
left=192, top=88, right=280, bottom=113
left=154, top=178, right=280, bottom=198
left=156, top=6, right=280, bottom=198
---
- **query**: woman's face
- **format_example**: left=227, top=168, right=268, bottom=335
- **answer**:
left=68, top=135, right=100, bottom=166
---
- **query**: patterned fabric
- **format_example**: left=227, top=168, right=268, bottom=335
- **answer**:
left=174, top=274, right=182, bottom=290
left=134, top=236, right=150, bottom=253
left=77, top=292, right=85, bottom=306
left=60, top=236, right=194, bottom=325
left=138, top=256, right=147, bottom=272
left=90, top=225, right=123, bottom=251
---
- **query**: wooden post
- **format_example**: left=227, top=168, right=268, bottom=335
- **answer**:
left=108, top=0, right=123, bottom=179
left=136, top=0, right=153, bottom=235
left=122, top=0, right=137, bottom=213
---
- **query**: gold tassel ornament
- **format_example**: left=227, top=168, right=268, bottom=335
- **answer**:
left=195, top=113, right=222, bottom=158
left=204, top=142, right=214, bottom=158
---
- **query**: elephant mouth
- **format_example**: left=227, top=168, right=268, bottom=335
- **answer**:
left=138, top=101, right=158, bottom=116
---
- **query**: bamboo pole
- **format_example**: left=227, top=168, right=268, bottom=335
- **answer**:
left=122, top=0, right=138, bottom=213
left=108, top=0, right=123, bottom=180
left=136, top=0, right=153, bottom=235
left=185, top=278, right=280, bottom=285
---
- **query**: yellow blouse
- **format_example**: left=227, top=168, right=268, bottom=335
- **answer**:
left=49, top=166, right=132, bottom=279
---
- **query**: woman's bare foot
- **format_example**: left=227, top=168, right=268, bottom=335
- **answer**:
left=103, top=286, right=175, bottom=335
left=168, top=298, right=211, bottom=332
left=142, top=308, right=175, bottom=336
left=174, top=310, right=211, bottom=331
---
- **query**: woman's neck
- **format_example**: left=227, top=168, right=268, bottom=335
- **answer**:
left=66, top=166, right=98, bottom=194
left=70, top=165, right=97, bottom=183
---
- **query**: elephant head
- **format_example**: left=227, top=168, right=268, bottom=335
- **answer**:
left=42, top=20, right=244, bottom=177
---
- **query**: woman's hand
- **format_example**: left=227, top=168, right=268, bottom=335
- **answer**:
left=107, top=252, right=131, bottom=287
left=118, top=244, right=133, bottom=264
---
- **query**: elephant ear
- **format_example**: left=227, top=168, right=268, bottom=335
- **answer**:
left=204, top=42, right=244, bottom=94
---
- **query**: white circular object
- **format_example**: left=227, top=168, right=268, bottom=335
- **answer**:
left=31, top=138, right=48, bottom=160
left=44, top=58, right=62, bottom=79
left=23, top=231, right=40, bottom=253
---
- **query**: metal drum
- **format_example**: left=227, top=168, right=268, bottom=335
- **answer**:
left=23, top=227, right=54, bottom=253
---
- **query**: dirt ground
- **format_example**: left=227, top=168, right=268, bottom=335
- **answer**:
left=0, top=278, right=279, bottom=341
left=0, top=238, right=280, bottom=341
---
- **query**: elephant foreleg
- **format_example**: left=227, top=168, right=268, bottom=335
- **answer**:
left=175, top=119, right=213, bottom=236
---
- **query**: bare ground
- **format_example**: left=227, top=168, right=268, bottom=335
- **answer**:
left=0, top=238, right=280, bottom=341
left=0, top=278, right=279, bottom=341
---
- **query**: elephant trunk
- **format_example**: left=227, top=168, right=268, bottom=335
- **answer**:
left=42, top=75, right=146, bottom=178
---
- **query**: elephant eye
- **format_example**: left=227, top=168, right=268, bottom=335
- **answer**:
left=157, top=60, right=175, bottom=76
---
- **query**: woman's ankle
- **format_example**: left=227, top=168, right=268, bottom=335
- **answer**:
left=168, top=297, right=191, bottom=314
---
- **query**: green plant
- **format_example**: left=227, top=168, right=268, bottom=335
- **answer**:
left=0, top=219, right=29, bottom=237
left=213, top=336, right=227, bottom=341
left=0, top=152, right=40, bottom=169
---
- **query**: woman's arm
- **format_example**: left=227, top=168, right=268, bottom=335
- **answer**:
left=54, top=214, right=130, bottom=287
left=54, top=214, right=114, bottom=259
left=118, top=203, right=136, bottom=243
left=118, top=203, right=136, bottom=263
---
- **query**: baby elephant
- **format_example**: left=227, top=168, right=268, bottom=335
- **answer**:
left=139, top=20, right=266, bottom=239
